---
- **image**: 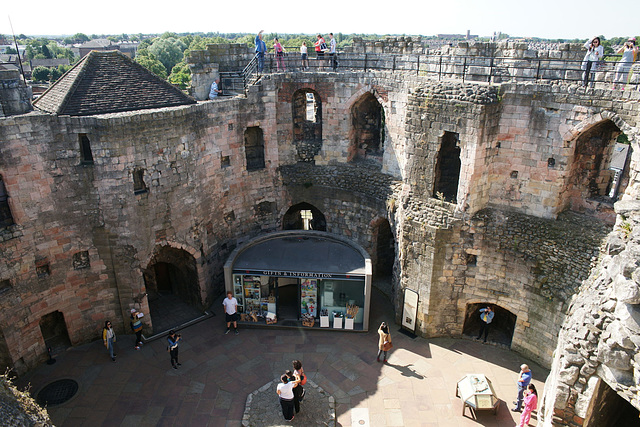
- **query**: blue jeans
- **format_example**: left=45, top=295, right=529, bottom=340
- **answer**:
left=515, top=383, right=526, bottom=409
left=256, top=53, right=265, bottom=73
left=107, top=337, right=115, bottom=359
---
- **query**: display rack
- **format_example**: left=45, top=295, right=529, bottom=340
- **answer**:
left=233, top=276, right=244, bottom=313
left=243, top=276, right=261, bottom=313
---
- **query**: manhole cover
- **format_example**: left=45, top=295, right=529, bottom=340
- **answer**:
left=36, top=379, right=78, bottom=406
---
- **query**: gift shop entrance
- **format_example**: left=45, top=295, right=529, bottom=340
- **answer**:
left=224, top=231, right=372, bottom=331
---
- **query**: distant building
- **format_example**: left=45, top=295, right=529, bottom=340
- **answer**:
left=78, top=39, right=119, bottom=58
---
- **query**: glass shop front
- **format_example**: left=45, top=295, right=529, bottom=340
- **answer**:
left=224, top=231, right=371, bottom=331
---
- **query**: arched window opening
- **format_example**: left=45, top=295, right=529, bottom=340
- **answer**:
left=565, top=120, right=628, bottom=218
left=143, top=247, right=202, bottom=334
left=282, top=202, right=327, bottom=231
left=292, top=90, right=322, bottom=162
left=349, top=92, right=385, bottom=166
left=245, top=126, right=265, bottom=171
left=0, top=175, right=14, bottom=228
left=462, top=303, right=516, bottom=347
left=433, top=131, right=461, bottom=203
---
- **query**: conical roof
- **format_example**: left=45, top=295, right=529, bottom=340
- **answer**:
left=33, top=50, right=195, bottom=116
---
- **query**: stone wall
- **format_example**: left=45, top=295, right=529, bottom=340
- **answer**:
left=0, top=69, right=32, bottom=117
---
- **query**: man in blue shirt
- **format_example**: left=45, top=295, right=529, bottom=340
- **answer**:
left=513, top=364, right=532, bottom=412
left=209, top=78, right=221, bottom=99
left=255, top=30, right=267, bottom=73
left=167, top=330, right=182, bottom=369
left=476, top=305, right=494, bottom=343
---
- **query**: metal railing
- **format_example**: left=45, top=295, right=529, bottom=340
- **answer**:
left=220, top=51, right=640, bottom=94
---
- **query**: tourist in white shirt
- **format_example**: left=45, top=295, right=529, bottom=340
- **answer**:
left=223, top=291, right=239, bottom=335
left=276, top=373, right=300, bottom=421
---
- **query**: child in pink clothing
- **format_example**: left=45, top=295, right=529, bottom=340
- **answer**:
left=519, top=383, right=538, bottom=426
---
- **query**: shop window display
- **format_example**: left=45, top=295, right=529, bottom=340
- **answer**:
left=319, top=279, right=365, bottom=326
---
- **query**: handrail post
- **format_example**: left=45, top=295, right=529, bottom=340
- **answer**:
left=438, top=56, right=442, bottom=81
left=364, top=53, right=368, bottom=72
left=392, top=55, right=396, bottom=72
left=417, top=54, right=420, bottom=76
left=462, top=57, right=467, bottom=82
left=488, top=57, right=494, bottom=83
left=536, top=59, right=541, bottom=82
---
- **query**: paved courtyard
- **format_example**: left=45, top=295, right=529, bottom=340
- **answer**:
left=17, top=288, right=547, bottom=426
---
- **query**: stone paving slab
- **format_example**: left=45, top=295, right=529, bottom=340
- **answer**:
left=16, top=288, right=547, bottom=426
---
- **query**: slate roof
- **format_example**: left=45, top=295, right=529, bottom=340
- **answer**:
left=33, top=50, right=196, bottom=116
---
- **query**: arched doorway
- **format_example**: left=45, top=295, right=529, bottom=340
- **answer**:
left=564, top=120, right=629, bottom=221
left=462, top=303, right=516, bottom=347
left=143, top=246, right=202, bottom=333
left=349, top=92, right=385, bottom=166
left=282, top=202, right=327, bottom=231
left=39, top=311, right=71, bottom=356
left=584, top=378, right=640, bottom=426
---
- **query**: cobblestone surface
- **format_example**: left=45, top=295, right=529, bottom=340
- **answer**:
left=243, top=379, right=334, bottom=426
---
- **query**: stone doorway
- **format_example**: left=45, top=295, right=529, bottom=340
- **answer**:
left=39, top=311, right=71, bottom=355
left=277, top=280, right=299, bottom=321
left=349, top=92, right=385, bottom=166
left=282, top=202, right=327, bottom=231
left=462, top=303, right=516, bottom=347
left=143, top=247, right=203, bottom=334
left=433, top=131, right=461, bottom=203
left=371, top=218, right=395, bottom=278
left=292, top=89, right=322, bottom=162
left=584, top=378, right=639, bottom=426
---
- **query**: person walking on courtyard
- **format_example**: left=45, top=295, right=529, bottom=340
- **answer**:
left=300, top=42, right=308, bottom=70
left=276, top=373, right=300, bottom=421
left=613, top=38, right=638, bottom=90
left=130, top=308, right=144, bottom=350
left=255, top=30, right=267, bottom=73
left=329, top=33, right=338, bottom=71
left=223, top=291, right=239, bottom=335
left=512, top=364, right=532, bottom=412
left=274, top=38, right=286, bottom=71
left=581, top=36, right=604, bottom=87
left=377, top=322, right=393, bottom=363
left=476, top=305, right=493, bottom=342
left=167, top=330, right=182, bottom=369
left=518, top=383, right=538, bottom=426
left=102, top=320, right=117, bottom=362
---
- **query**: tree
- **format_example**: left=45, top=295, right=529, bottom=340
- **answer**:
left=169, top=62, right=191, bottom=89
left=31, top=66, right=51, bottom=83
left=135, top=51, right=168, bottom=79
left=147, top=37, right=187, bottom=75
left=73, top=33, right=89, bottom=43
left=5, top=47, right=17, bottom=54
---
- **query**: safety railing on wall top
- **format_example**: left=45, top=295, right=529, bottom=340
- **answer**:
left=219, top=51, right=639, bottom=95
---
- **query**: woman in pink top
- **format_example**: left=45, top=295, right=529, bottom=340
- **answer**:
left=274, top=38, right=286, bottom=71
left=519, top=383, right=538, bottom=427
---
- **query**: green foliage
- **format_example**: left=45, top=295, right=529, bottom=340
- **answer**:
left=147, top=37, right=187, bottom=75
left=135, top=51, right=168, bottom=79
left=169, top=62, right=191, bottom=89
left=50, top=64, right=71, bottom=82
left=31, top=66, right=51, bottom=83
left=5, top=47, right=17, bottom=54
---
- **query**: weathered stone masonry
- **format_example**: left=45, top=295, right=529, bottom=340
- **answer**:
left=2, top=40, right=640, bottom=425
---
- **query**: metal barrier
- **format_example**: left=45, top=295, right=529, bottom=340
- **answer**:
left=221, top=51, right=640, bottom=94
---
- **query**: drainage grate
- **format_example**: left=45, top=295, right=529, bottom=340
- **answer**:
left=36, top=379, right=78, bottom=406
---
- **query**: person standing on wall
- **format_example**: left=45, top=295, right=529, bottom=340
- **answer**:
left=581, top=36, right=603, bottom=87
left=512, top=364, right=532, bottom=412
left=377, top=322, right=393, bottom=363
left=130, top=308, right=144, bottom=350
left=255, top=30, right=267, bottom=73
left=223, top=291, right=239, bottom=335
left=613, top=38, right=638, bottom=90
left=329, top=33, right=338, bottom=71
left=300, top=41, right=308, bottom=71
left=274, top=38, right=286, bottom=72
left=102, top=320, right=117, bottom=362
left=476, top=305, right=493, bottom=343
left=315, top=34, right=326, bottom=70
left=167, top=330, right=182, bottom=369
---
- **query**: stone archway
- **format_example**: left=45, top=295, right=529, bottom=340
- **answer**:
left=292, top=89, right=323, bottom=162
left=462, top=303, right=516, bottom=347
left=143, top=246, right=202, bottom=333
left=282, top=202, right=327, bottom=231
left=584, top=378, right=640, bottom=427
left=349, top=92, right=385, bottom=166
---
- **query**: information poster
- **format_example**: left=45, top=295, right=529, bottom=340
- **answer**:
left=402, top=288, right=419, bottom=332
left=300, top=279, right=317, bottom=317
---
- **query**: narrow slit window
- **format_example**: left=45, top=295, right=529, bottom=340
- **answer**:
left=0, top=175, right=14, bottom=228
left=133, top=169, right=148, bottom=194
left=79, top=134, right=94, bottom=164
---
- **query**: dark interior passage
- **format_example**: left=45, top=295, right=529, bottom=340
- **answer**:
left=282, top=202, right=327, bottom=231
left=462, top=303, right=516, bottom=347
left=277, top=284, right=299, bottom=320
left=39, top=311, right=71, bottom=355
left=433, top=131, right=461, bottom=202
left=585, top=378, right=640, bottom=427
left=372, top=218, right=395, bottom=278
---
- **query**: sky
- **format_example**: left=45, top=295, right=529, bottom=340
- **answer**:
left=3, top=0, right=639, bottom=40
